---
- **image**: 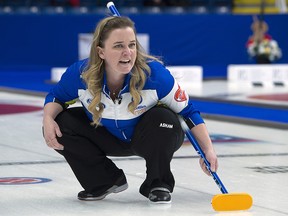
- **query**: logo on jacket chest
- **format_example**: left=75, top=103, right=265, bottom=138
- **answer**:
left=134, top=104, right=147, bottom=115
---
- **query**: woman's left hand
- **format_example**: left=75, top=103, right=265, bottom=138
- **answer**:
left=199, top=149, right=218, bottom=176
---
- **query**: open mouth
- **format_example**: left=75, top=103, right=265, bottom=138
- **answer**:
left=119, top=60, right=130, bottom=64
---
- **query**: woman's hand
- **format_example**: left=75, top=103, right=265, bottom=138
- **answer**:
left=43, top=116, right=64, bottom=150
left=42, top=102, right=64, bottom=150
left=199, top=149, right=218, bottom=176
left=190, top=123, right=218, bottom=176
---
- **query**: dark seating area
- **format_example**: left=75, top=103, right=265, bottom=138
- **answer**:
left=0, top=0, right=233, bottom=14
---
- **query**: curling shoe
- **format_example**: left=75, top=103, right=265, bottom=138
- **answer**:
left=148, top=187, right=171, bottom=204
left=78, top=172, right=128, bottom=201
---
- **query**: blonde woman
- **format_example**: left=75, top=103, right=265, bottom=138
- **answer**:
left=42, top=16, right=218, bottom=204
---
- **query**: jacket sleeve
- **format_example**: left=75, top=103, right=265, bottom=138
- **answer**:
left=44, top=60, right=86, bottom=107
left=150, top=61, right=204, bottom=128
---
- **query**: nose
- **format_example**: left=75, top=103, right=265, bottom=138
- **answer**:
left=122, top=46, right=132, bottom=55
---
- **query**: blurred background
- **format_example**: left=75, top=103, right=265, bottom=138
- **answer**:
left=0, top=0, right=287, bottom=87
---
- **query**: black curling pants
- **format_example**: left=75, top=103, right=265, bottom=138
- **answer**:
left=55, top=105, right=184, bottom=198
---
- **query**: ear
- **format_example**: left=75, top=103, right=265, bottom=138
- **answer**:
left=97, top=46, right=105, bottom=59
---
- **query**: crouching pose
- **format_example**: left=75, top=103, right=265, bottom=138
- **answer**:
left=42, top=16, right=218, bottom=204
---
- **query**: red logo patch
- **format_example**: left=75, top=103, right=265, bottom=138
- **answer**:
left=174, top=85, right=187, bottom=102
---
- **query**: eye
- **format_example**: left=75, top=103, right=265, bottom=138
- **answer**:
left=114, top=44, right=123, bottom=48
left=129, top=43, right=136, bottom=49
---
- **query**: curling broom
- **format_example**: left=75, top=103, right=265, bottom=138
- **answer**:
left=178, top=116, right=253, bottom=211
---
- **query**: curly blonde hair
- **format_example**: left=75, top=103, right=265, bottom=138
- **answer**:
left=82, top=16, right=161, bottom=126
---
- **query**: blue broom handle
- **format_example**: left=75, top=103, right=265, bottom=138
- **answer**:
left=179, top=117, right=228, bottom=194
left=107, top=2, right=121, bottom=16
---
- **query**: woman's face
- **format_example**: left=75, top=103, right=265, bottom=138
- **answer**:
left=98, top=27, right=137, bottom=77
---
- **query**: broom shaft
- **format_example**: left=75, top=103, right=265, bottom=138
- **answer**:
left=179, top=117, right=228, bottom=194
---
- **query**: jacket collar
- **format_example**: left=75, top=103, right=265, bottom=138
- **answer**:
left=102, top=71, right=131, bottom=98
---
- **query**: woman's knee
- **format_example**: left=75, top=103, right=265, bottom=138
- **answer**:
left=132, top=106, right=184, bottom=154
left=142, top=106, right=181, bottom=131
left=55, top=107, right=88, bottom=129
